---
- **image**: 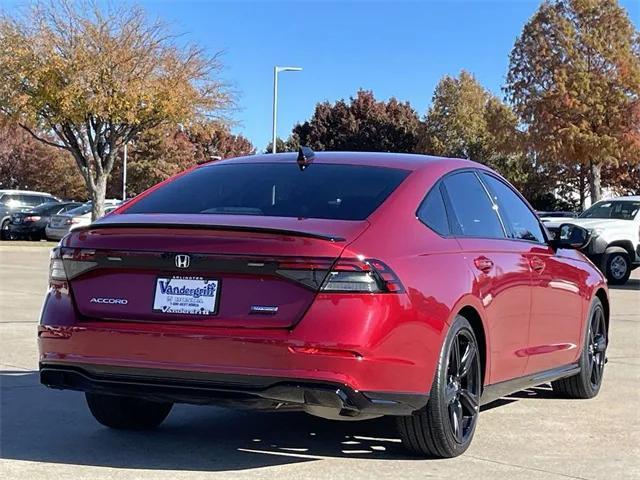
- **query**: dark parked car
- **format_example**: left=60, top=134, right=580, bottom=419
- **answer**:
left=0, top=190, right=60, bottom=240
left=8, top=202, right=83, bottom=240
left=39, top=150, right=609, bottom=458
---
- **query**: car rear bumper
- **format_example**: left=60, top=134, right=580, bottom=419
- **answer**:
left=38, top=279, right=445, bottom=419
left=45, top=226, right=70, bottom=240
left=8, top=224, right=44, bottom=236
left=40, top=362, right=428, bottom=418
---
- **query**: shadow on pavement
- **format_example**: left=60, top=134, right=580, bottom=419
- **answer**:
left=1, top=370, right=421, bottom=471
left=608, top=278, right=640, bottom=291
left=1, top=371, right=557, bottom=471
left=505, top=384, right=556, bottom=400
left=479, top=385, right=554, bottom=411
left=480, top=398, right=518, bottom=411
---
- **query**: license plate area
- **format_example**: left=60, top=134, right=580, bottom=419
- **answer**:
left=153, top=276, right=219, bottom=316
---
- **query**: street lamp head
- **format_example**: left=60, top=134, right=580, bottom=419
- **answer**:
left=276, top=66, right=303, bottom=73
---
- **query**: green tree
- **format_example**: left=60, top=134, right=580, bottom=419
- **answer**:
left=0, top=0, right=233, bottom=219
left=264, top=135, right=300, bottom=154
left=505, top=0, right=640, bottom=203
left=293, top=90, right=421, bottom=152
left=419, top=71, right=531, bottom=189
left=419, top=71, right=491, bottom=159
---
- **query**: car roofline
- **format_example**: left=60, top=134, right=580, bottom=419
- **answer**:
left=202, top=151, right=479, bottom=173
left=0, top=190, right=57, bottom=196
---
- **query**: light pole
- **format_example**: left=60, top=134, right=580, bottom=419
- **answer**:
left=272, top=66, right=302, bottom=154
left=122, top=143, right=128, bottom=201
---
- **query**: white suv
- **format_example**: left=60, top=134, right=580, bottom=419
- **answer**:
left=548, top=196, right=640, bottom=284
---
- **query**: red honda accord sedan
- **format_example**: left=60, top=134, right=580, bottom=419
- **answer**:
left=39, top=149, right=609, bottom=458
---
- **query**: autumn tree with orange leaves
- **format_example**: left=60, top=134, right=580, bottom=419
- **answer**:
left=506, top=0, right=640, bottom=203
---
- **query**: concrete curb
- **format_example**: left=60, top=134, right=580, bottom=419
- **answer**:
left=0, top=244, right=57, bottom=252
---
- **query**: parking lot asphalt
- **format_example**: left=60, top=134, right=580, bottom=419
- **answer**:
left=1, top=245, right=638, bottom=480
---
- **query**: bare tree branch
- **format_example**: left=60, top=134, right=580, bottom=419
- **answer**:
left=18, top=123, right=69, bottom=150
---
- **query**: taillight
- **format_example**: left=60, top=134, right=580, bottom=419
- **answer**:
left=276, top=257, right=404, bottom=293
left=276, top=259, right=334, bottom=290
left=49, top=248, right=66, bottom=284
left=64, top=218, right=80, bottom=225
left=24, top=215, right=41, bottom=222
left=49, top=247, right=97, bottom=285
left=321, top=258, right=404, bottom=293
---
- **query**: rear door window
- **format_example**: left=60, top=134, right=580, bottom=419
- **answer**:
left=417, top=184, right=450, bottom=235
left=124, top=163, right=410, bottom=221
left=480, top=173, right=546, bottom=243
left=442, top=171, right=505, bottom=238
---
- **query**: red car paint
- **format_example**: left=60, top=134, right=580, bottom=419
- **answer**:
left=38, top=152, right=608, bottom=408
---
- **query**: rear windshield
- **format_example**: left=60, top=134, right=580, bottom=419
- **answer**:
left=124, top=163, right=410, bottom=221
left=66, top=204, right=92, bottom=216
left=33, top=203, right=65, bottom=215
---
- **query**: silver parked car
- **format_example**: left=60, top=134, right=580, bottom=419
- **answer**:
left=46, top=201, right=120, bottom=240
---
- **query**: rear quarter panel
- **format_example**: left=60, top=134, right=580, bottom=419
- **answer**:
left=560, top=249, right=609, bottom=346
left=343, top=161, right=484, bottom=391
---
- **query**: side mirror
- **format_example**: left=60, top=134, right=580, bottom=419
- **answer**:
left=550, top=223, right=591, bottom=250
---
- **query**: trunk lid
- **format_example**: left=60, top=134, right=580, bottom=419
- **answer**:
left=49, top=215, right=69, bottom=228
left=62, top=214, right=369, bottom=328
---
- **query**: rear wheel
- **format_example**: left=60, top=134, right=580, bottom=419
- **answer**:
left=1, top=220, right=10, bottom=240
left=397, top=315, right=481, bottom=458
left=552, top=298, right=607, bottom=399
left=85, top=393, right=173, bottom=430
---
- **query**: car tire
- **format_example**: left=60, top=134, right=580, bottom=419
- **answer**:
left=85, top=393, right=173, bottom=430
left=396, top=315, right=482, bottom=458
left=552, top=298, right=607, bottom=399
left=601, top=249, right=631, bottom=285
left=0, top=220, right=10, bottom=240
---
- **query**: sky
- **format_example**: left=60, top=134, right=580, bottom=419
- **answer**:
left=3, top=0, right=639, bottom=150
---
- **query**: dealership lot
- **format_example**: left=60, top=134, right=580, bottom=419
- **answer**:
left=1, top=245, right=638, bottom=480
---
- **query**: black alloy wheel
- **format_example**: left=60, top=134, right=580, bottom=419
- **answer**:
left=445, top=328, right=481, bottom=444
left=552, top=298, right=607, bottom=399
left=397, top=315, right=482, bottom=458
left=586, top=303, right=607, bottom=390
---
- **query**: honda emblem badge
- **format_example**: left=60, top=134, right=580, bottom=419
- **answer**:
left=175, top=254, right=191, bottom=269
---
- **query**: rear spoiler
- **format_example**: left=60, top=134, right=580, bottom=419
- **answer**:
left=74, top=222, right=346, bottom=243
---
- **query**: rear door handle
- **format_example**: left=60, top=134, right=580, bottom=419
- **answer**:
left=474, top=256, right=494, bottom=273
left=530, top=256, right=545, bottom=273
